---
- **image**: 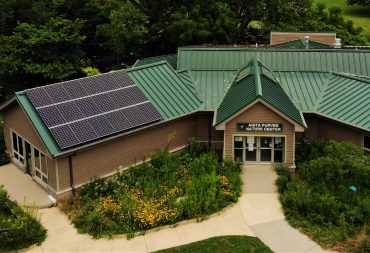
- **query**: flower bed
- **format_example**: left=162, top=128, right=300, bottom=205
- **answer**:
left=60, top=142, right=242, bottom=238
left=0, top=187, right=46, bottom=252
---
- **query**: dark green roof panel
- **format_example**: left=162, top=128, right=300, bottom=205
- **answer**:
left=178, top=48, right=370, bottom=76
left=134, top=54, right=177, bottom=69
left=127, top=62, right=203, bottom=120
left=316, top=74, right=370, bottom=131
left=275, top=72, right=330, bottom=111
left=215, top=58, right=305, bottom=128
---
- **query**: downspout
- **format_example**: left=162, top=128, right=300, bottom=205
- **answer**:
left=208, top=113, right=212, bottom=150
left=68, top=155, right=75, bottom=195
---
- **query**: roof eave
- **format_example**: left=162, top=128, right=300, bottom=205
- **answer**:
left=0, top=96, right=17, bottom=112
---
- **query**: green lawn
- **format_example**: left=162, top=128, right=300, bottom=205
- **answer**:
left=313, top=0, right=370, bottom=39
left=152, top=236, right=274, bottom=253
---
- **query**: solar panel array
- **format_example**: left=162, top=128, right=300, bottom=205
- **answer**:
left=25, top=72, right=163, bottom=149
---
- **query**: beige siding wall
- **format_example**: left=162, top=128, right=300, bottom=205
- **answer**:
left=197, top=113, right=224, bottom=149
left=270, top=32, right=336, bottom=45
left=3, top=104, right=48, bottom=155
left=57, top=116, right=198, bottom=191
left=224, top=102, right=296, bottom=165
left=304, top=115, right=362, bottom=145
left=2, top=103, right=57, bottom=191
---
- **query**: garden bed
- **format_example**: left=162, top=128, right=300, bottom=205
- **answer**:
left=0, top=186, right=46, bottom=252
left=60, top=141, right=242, bottom=238
left=276, top=140, right=370, bottom=252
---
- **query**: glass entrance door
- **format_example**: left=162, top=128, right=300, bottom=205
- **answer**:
left=259, top=137, right=273, bottom=162
left=245, top=136, right=257, bottom=162
left=233, top=136, right=284, bottom=164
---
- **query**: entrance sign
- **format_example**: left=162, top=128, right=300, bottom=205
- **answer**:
left=237, top=123, right=283, bottom=132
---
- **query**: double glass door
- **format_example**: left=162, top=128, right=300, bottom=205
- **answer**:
left=234, top=136, right=284, bottom=163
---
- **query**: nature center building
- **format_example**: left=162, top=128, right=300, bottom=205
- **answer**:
left=1, top=46, right=370, bottom=199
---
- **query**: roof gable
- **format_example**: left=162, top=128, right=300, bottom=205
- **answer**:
left=215, top=58, right=306, bottom=129
left=272, top=39, right=331, bottom=49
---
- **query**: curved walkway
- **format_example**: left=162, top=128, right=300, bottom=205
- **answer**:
left=25, top=165, right=332, bottom=253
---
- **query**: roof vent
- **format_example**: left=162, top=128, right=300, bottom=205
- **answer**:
left=334, top=38, right=341, bottom=48
left=304, top=36, right=310, bottom=49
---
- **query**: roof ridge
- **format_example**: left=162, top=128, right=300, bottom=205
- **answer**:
left=252, top=58, right=262, bottom=97
left=332, top=72, right=370, bottom=84
left=313, top=73, right=336, bottom=111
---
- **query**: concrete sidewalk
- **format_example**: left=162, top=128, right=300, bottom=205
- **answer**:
left=240, top=164, right=329, bottom=253
left=0, top=163, right=53, bottom=208
left=23, top=164, right=334, bottom=253
left=26, top=203, right=254, bottom=253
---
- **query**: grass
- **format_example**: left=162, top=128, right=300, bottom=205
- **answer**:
left=313, top=0, right=370, bottom=39
left=152, top=236, right=274, bottom=253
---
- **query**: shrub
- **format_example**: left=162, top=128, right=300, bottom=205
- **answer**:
left=277, top=140, right=370, bottom=250
left=61, top=143, right=242, bottom=238
left=275, top=165, right=292, bottom=194
left=0, top=187, right=47, bottom=251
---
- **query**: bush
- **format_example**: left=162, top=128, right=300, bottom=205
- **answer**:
left=275, top=165, right=292, bottom=194
left=60, top=142, right=242, bottom=238
left=277, top=140, right=370, bottom=250
left=0, top=187, right=47, bottom=251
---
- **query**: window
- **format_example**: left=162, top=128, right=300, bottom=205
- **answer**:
left=33, top=147, right=48, bottom=184
left=234, top=136, right=243, bottom=161
left=274, top=137, right=284, bottom=163
left=364, top=135, right=370, bottom=151
left=11, top=131, right=25, bottom=165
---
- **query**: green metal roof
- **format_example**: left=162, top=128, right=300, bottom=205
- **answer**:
left=191, top=70, right=236, bottom=109
left=178, top=48, right=370, bottom=76
left=127, top=61, right=203, bottom=120
left=133, top=54, right=177, bottom=69
left=16, top=92, right=61, bottom=156
left=272, top=39, right=331, bottom=49
left=275, top=72, right=330, bottom=111
left=8, top=61, right=203, bottom=157
left=215, top=58, right=305, bottom=128
left=316, top=74, right=370, bottom=131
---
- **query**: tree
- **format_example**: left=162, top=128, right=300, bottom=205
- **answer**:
left=0, top=18, right=85, bottom=99
left=167, top=1, right=238, bottom=45
left=347, top=0, right=370, bottom=6
left=96, top=1, right=148, bottom=68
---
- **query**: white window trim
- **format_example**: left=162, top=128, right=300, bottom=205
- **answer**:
left=231, top=134, right=287, bottom=164
left=11, top=130, right=26, bottom=166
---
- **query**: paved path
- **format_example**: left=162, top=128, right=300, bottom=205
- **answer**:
left=22, top=164, right=332, bottom=253
left=0, top=163, right=53, bottom=208
left=240, top=165, right=330, bottom=253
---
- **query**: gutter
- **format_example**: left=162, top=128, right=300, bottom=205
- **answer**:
left=68, top=155, right=76, bottom=195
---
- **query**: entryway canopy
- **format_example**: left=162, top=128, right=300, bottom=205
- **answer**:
left=214, top=58, right=306, bottom=131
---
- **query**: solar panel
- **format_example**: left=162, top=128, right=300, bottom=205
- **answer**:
left=25, top=71, right=163, bottom=149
